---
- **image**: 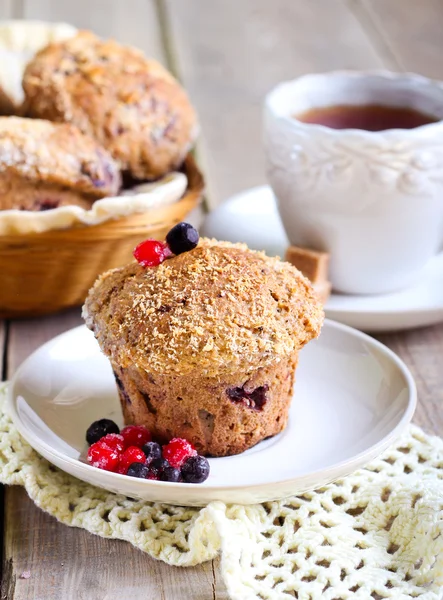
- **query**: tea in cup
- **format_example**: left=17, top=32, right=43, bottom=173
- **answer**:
left=264, top=71, right=443, bottom=295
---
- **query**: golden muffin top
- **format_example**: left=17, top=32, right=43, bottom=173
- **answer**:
left=23, top=30, right=198, bottom=180
left=0, top=116, right=120, bottom=199
left=83, top=239, right=324, bottom=377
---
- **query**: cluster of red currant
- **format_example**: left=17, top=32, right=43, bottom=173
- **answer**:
left=86, top=419, right=210, bottom=483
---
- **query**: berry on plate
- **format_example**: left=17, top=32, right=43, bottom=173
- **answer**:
left=118, top=446, right=146, bottom=474
left=149, top=457, right=169, bottom=477
left=120, top=425, right=151, bottom=448
left=159, top=465, right=181, bottom=482
left=166, top=222, right=199, bottom=255
left=87, top=440, right=120, bottom=472
left=126, top=462, right=150, bottom=478
left=162, top=437, right=197, bottom=468
left=86, top=418, right=120, bottom=445
left=181, top=455, right=210, bottom=484
left=100, top=433, right=125, bottom=453
left=142, top=441, right=162, bottom=464
left=133, top=239, right=169, bottom=267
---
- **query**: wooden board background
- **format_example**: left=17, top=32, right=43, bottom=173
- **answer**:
left=1, top=1, right=443, bottom=598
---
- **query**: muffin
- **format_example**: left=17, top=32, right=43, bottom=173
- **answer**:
left=23, top=31, right=198, bottom=180
left=0, top=116, right=120, bottom=211
left=83, top=235, right=324, bottom=457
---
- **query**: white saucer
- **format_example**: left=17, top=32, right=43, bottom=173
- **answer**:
left=8, top=322, right=416, bottom=506
left=202, top=186, right=443, bottom=332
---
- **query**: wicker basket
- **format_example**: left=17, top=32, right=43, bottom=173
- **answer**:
left=0, top=155, right=204, bottom=318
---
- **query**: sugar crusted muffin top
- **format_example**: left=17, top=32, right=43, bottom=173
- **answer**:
left=83, top=239, right=324, bottom=377
left=0, top=116, right=120, bottom=199
left=23, top=30, right=198, bottom=180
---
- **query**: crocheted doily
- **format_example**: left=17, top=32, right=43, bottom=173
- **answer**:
left=1, top=384, right=442, bottom=600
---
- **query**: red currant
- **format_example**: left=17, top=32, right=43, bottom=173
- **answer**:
left=87, top=440, right=120, bottom=472
left=118, top=446, right=146, bottom=475
left=120, top=425, right=151, bottom=449
left=133, top=239, right=168, bottom=267
left=99, top=433, right=125, bottom=453
left=162, top=438, right=197, bottom=468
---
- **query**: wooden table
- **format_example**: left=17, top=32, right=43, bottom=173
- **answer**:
left=1, top=1, right=443, bottom=598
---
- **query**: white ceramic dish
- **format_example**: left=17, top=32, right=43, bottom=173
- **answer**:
left=8, top=321, right=416, bottom=506
left=202, top=185, right=443, bottom=333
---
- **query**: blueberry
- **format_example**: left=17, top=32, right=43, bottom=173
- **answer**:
left=166, top=222, right=199, bottom=255
left=126, top=462, right=150, bottom=478
left=86, top=419, right=120, bottom=445
left=181, top=455, right=210, bottom=484
left=227, top=384, right=269, bottom=411
left=159, top=465, right=181, bottom=482
left=149, top=457, right=169, bottom=477
left=142, top=441, right=162, bottom=464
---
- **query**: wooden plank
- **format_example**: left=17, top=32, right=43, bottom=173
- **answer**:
left=0, top=0, right=18, bottom=18
left=6, top=308, right=82, bottom=374
left=3, top=489, right=217, bottom=600
left=163, top=0, right=386, bottom=207
left=0, top=0, right=16, bottom=18
left=22, top=0, right=166, bottom=63
left=378, top=325, right=443, bottom=436
left=359, top=0, right=443, bottom=78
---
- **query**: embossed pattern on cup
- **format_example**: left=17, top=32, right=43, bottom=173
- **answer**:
left=264, top=71, right=443, bottom=294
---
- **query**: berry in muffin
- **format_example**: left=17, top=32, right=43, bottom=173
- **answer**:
left=0, top=116, right=120, bottom=211
left=83, top=230, right=324, bottom=457
left=23, top=31, right=198, bottom=180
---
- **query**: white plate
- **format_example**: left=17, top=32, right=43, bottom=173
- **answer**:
left=202, top=185, right=443, bottom=332
left=7, top=322, right=416, bottom=506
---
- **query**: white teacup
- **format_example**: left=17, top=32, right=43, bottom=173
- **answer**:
left=264, top=71, right=443, bottom=295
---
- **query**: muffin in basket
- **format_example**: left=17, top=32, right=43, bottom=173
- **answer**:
left=0, top=116, right=120, bottom=210
left=0, top=22, right=202, bottom=319
left=23, top=30, right=198, bottom=180
left=83, top=225, right=324, bottom=457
